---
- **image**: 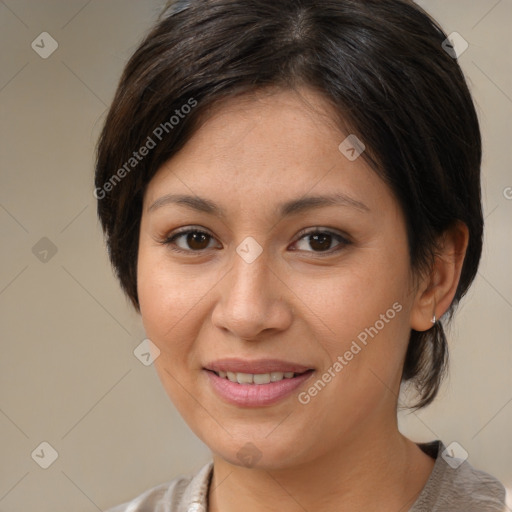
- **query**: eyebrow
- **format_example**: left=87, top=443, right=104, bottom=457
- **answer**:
left=147, top=192, right=370, bottom=217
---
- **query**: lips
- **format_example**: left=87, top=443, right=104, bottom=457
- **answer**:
left=203, top=358, right=314, bottom=407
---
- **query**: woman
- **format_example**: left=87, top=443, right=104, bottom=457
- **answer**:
left=95, top=0, right=507, bottom=510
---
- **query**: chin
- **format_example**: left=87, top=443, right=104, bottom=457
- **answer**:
left=207, top=431, right=312, bottom=471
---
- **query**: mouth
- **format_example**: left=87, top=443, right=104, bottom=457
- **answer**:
left=208, top=369, right=311, bottom=384
left=203, top=359, right=315, bottom=407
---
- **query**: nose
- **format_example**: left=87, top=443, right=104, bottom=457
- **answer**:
left=211, top=245, right=294, bottom=341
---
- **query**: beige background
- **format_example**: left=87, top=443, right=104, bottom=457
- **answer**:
left=0, top=0, right=511, bottom=510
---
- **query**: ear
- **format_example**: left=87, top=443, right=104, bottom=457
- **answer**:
left=410, top=221, right=469, bottom=331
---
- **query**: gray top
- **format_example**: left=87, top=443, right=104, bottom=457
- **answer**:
left=106, top=440, right=507, bottom=512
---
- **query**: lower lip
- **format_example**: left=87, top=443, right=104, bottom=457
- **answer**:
left=205, top=370, right=314, bottom=407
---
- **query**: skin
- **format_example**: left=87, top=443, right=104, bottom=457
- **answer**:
left=137, top=87, right=468, bottom=511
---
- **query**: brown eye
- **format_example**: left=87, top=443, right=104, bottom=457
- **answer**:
left=164, top=229, right=219, bottom=253
left=184, top=231, right=211, bottom=250
left=293, top=229, right=350, bottom=254
left=308, top=232, right=333, bottom=252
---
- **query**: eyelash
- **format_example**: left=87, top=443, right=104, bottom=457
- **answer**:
left=160, top=226, right=351, bottom=256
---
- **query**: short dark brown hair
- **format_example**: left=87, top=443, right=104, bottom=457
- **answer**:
left=95, top=0, right=483, bottom=409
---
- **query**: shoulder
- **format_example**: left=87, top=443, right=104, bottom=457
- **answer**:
left=411, top=440, right=507, bottom=512
left=105, top=462, right=213, bottom=512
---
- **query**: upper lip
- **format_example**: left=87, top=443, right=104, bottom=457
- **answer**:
left=204, top=358, right=313, bottom=374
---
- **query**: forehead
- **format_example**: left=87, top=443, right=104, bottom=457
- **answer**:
left=143, top=87, right=393, bottom=220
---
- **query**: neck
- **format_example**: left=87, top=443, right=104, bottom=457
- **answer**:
left=208, top=416, right=434, bottom=512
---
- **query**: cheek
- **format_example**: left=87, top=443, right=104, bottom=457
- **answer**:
left=300, top=250, right=412, bottom=405
left=136, top=248, right=204, bottom=413
left=137, top=244, right=192, bottom=355
left=297, top=255, right=409, bottom=353
left=136, top=240, right=225, bottom=367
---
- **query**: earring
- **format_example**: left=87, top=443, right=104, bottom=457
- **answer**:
left=431, top=314, right=436, bottom=324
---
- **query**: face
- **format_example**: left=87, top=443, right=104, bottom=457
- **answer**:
left=137, top=87, right=418, bottom=470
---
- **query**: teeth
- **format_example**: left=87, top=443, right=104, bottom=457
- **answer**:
left=236, top=372, right=253, bottom=384
left=253, top=373, right=270, bottom=384
left=217, top=370, right=298, bottom=384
